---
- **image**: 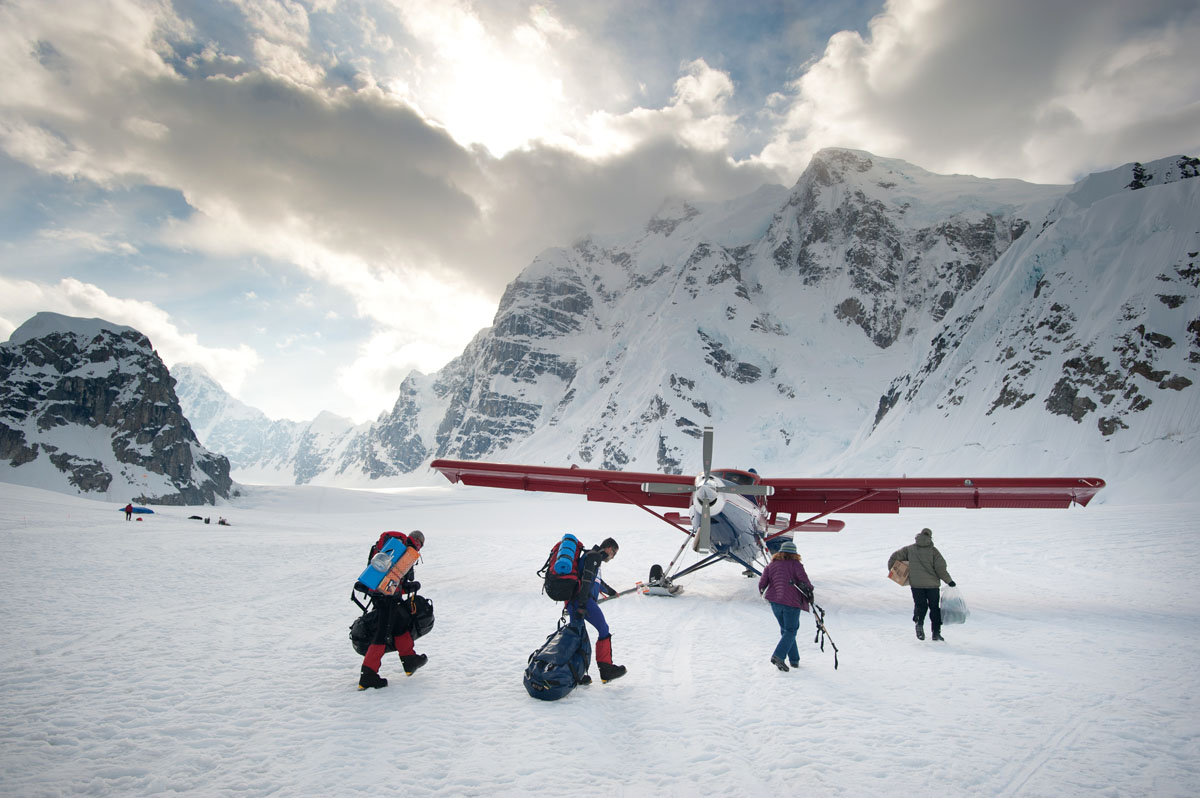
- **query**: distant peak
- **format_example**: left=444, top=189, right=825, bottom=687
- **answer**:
left=646, top=198, right=701, bottom=236
left=811, top=147, right=876, bottom=169
left=7, top=312, right=142, bottom=346
left=803, top=148, right=940, bottom=187
left=172, top=362, right=216, bottom=382
left=1064, top=154, right=1198, bottom=210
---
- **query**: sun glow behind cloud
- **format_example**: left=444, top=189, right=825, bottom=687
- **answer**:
left=382, top=0, right=579, bottom=158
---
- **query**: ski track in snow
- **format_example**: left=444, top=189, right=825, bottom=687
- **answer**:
left=2, top=483, right=1199, bottom=796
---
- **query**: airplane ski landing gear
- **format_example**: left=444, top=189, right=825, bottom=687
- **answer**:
left=646, top=564, right=683, bottom=597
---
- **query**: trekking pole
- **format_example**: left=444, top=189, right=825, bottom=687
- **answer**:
left=597, top=581, right=646, bottom=603
left=794, top=582, right=839, bottom=670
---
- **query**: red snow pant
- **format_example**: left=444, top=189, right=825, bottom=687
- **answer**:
left=362, top=594, right=416, bottom=670
left=363, top=632, right=415, bottom=670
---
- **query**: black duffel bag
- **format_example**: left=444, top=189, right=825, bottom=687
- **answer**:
left=349, top=593, right=435, bottom=655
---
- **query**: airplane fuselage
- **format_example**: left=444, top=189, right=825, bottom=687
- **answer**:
left=694, top=469, right=772, bottom=571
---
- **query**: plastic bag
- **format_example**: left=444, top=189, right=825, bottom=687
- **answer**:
left=940, top=585, right=970, bottom=625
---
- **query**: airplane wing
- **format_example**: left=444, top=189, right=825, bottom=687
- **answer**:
left=432, top=459, right=1105, bottom=513
left=430, top=459, right=695, bottom=508
left=762, top=476, right=1106, bottom=514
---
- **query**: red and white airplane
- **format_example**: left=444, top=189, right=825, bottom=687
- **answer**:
left=431, top=427, right=1105, bottom=596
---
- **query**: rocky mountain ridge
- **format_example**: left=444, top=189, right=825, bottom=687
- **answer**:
left=0, top=313, right=233, bottom=504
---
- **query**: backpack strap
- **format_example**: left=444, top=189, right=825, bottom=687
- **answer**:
left=351, top=585, right=375, bottom=613
left=537, top=547, right=553, bottom=579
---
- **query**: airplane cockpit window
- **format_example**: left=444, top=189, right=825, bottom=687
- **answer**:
left=713, top=470, right=759, bottom=486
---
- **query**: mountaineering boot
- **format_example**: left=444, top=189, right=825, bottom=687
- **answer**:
left=400, top=653, right=428, bottom=676
left=770, top=656, right=790, bottom=672
left=595, top=636, right=627, bottom=683
left=789, top=659, right=800, bottom=668
left=915, top=622, right=926, bottom=640
left=598, top=662, right=627, bottom=682
left=358, top=665, right=388, bottom=690
left=931, top=629, right=945, bottom=641
left=579, top=674, right=592, bottom=686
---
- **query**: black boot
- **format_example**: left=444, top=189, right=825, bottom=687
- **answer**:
left=400, top=653, right=427, bottom=676
left=931, top=628, right=945, bottom=641
left=770, top=656, right=790, bottom=672
left=915, top=622, right=925, bottom=640
left=358, top=665, right=388, bottom=690
left=597, top=661, right=627, bottom=682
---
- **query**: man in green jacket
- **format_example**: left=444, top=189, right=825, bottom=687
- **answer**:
left=888, top=528, right=956, bottom=641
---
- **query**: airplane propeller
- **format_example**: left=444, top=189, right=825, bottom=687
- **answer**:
left=642, top=426, right=773, bottom=552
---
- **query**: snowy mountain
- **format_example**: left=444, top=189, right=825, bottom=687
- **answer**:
left=175, top=363, right=422, bottom=487
left=173, top=364, right=367, bottom=486
left=181, top=149, right=1198, bottom=502
left=0, top=313, right=233, bottom=504
left=842, top=155, right=1200, bottom=501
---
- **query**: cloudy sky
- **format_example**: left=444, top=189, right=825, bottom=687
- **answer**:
left=1, top=0, right=1197, bottom=423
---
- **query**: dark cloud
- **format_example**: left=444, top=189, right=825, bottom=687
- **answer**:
left=473, top=139, right=780, bottom=289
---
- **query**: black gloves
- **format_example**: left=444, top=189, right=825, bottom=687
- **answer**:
left=947, top=581, right=956, bottom=587
left=402, top=580, right=421, bottom=593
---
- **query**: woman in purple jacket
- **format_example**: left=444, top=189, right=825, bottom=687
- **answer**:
left=758, top=540, right=813, bottom=671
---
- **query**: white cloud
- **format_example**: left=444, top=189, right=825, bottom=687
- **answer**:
left=230, top=0, right=311, bottom=47
left=759, top=0, right=1200, bottom=183
left=0, top=276, right=260, bottom=393
left=39, top=228, right=139, bottom=255
left=568, top=59, right=739, bottom=158
left=253, top=37, right=326, bottom=86
left=335, top=327, right=458, bottom=422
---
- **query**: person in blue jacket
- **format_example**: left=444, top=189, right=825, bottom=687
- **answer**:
left=758, top=540, right=813, bottom=671
left=567, top=537, right=626, bottom=683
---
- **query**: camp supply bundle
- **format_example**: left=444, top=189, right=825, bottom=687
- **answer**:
left=940, top=585, right=970, bottom=624
left=358, top=532, right=420, bottom=596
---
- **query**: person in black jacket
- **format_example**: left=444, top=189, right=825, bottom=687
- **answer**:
left=567, top=537, right=626, bottom=683
left=358, top=530, right=427, bottom=690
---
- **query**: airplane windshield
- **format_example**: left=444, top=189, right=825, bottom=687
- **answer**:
left=713, top=470, right=759, bottom=486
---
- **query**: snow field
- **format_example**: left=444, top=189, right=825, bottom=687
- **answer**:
left=1, top=483, right=1198, bottom=796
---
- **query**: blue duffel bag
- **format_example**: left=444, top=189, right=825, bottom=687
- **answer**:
left=523, top=616, right=592, bottom=700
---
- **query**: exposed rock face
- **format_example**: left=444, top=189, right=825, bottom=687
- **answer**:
left=0, top=314, right=232, bottom=504
left=869, top=156, right=1199, bottom=451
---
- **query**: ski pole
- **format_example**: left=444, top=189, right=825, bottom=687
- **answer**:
left=794, top=582, right=839, bottom=670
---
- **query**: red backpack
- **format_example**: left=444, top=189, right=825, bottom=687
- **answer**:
left=538, top=533, right=583, bottom=601
left=369, top=531, right=415, bottom=562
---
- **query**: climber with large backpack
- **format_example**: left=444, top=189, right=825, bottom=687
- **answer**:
left=567, top=536, right=627, bottom=683
left=355, top=529, right=429, bottom=690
